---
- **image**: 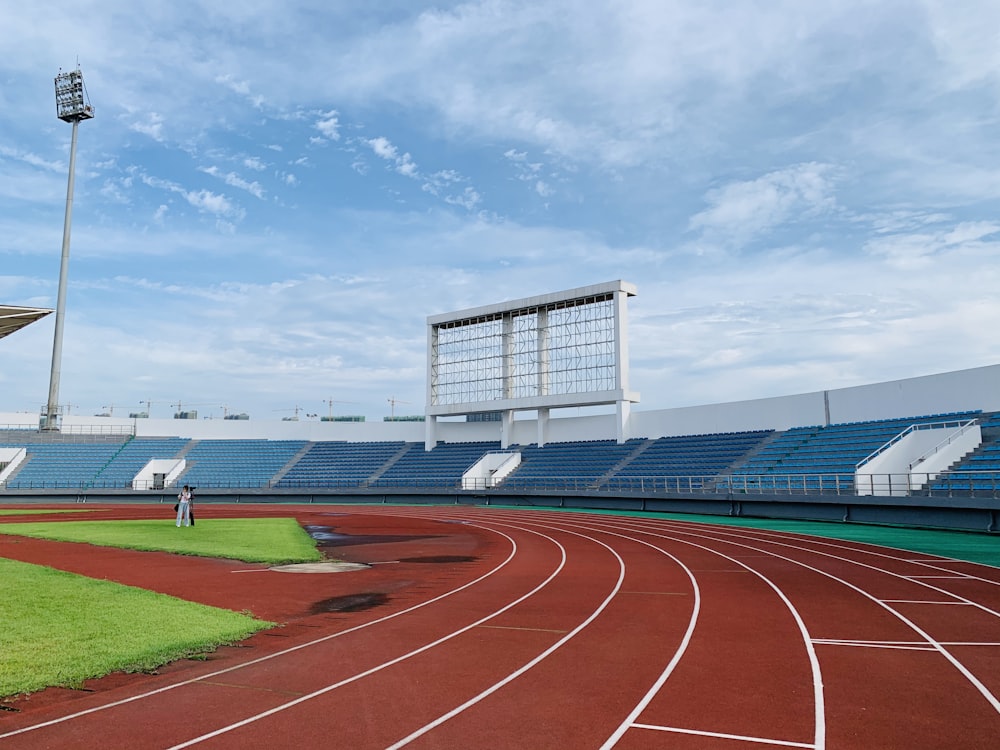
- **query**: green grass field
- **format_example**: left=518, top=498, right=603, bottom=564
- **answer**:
left=0, top=517, right=323, bottom=564
left=0, top=516, right=320, bottom=698
left=0, top=559, right=275, bottom=696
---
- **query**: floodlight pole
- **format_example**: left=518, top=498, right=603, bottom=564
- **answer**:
left=44, top=68, right=94, bottom=431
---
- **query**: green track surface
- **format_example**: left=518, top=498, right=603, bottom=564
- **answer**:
left=554, top=507, right=1000, bottom=568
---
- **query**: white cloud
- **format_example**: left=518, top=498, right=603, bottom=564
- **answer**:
left=186, top=189, right=239, bottom=218
left=395, top=152, right=417, bottom=177
left=365, top=136, right=421, bottom=179
left=199, top=166, right=266, bottom=199
left=689, top=163, right=838, bottom=248
left=864, top=220, right=1000, bottom=268
left=216, top=74, right=250, bottom=96
left=128, top=112, right=166, bottom=142
left=444, top=187, right=482, bottom=210
left=315, top=110, right=341, bottom=141
left=366, top=136, right=398, bottom=161
left=0, top=145, right=62, bottom=172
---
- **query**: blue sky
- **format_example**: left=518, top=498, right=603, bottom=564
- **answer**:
left=2, top=0, right=999, bottom=422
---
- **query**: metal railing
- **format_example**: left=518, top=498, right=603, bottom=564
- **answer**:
left=4, top=470, right=1000, bottom=498
left=856, top=419, right=975, bottom=469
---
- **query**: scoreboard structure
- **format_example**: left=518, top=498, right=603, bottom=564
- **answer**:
left=425, top=280, right=639, bottom=448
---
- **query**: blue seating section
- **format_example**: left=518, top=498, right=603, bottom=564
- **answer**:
left=729, top=411, right=982, bottom=492
left=1, top=440, right=127, bottom=489
left=179, top=439, right=308, bottom=488
left=1, top=410, right=997, bottom=494
left=617, top=431, right=772, bottom=478
left=277, top=441, right=406, bottom=487
left=375, top=441, right=501, bottom=487
left=90, top=437, right=191, bottom=488
left=503, top=439, right=646, bottom=490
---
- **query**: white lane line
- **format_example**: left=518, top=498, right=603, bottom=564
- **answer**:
left=634, top=519, right=1000, bottom=717
left=0, top=521, right=520, bottom=741
left=880, top=599, right=972, bottom=605
left=582, top=520, right=824, bottom=750
left=167, top=523, right=570, bottom=750
left=813, top=640, right=937, bottom=651
left=815, top=639, right=1000, bottom=649
left=657, top=521, right=1000, bottom=588
left=386, top=524, right=629, bottom=749
left=630, top=516, right=1000, bottom=620
left=632, top=723, right=815, bottom=748
left=471, top=511, right=820, bottom=750
left=715, top=526, right=1000, bottom=586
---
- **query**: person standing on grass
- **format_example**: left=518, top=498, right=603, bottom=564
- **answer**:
left=176, top=485, right=192, bottom=527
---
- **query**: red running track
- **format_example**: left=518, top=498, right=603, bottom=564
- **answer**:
left=1, top=504, right=999, bottom=749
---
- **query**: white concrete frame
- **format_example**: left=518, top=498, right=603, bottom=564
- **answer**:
left=425, top=280, right=640, bottom=448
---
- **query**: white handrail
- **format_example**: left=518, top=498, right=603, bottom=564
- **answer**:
left=909, top=420, right=979, bottom=469
left=855, top=419, right=975, bottom=469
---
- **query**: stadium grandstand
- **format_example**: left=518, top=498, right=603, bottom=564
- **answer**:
left=2, top=283, right=999, bottom=533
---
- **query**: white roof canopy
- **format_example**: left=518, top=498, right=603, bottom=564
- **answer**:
left=0, top=304, right=52, bottom=341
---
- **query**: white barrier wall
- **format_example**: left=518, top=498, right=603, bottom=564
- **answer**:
left=629, top=391, right=826, bottom=439
left=2, top=364, right=998, bottom=445
left=826, top=364, right=1000, bottom=423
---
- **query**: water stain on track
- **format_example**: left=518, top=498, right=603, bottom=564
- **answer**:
left=304, top=525, right=436, bottom=548
left=309, top=592, right=390, bottom=614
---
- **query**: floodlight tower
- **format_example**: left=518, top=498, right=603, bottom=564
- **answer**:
left=43, top=68, right=94, bottom=431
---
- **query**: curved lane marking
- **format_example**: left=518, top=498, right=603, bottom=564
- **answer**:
left=523, top=515, right=825, bottom=750
left=166, top=522, right=571, bottom=749
left=385, top=519, right=640, bottom=749
left=0, top=519, right=521, bottom=740
left=635, top=517, right=1000, bottom=716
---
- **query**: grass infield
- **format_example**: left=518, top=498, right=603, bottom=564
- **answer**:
left=0, top=517, right=323, bottom=565
left=0, top=516, right=320, bottom=698
left=0, top=558, right=275, bottom=697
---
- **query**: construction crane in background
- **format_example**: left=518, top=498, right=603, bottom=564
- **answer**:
left=387, top=396, right=411, bottom=419
left=171, top=401, right=219, bottom=419
left=273, top=406, right=303, bottom=421
left=324, top=397, right=358, bottom=419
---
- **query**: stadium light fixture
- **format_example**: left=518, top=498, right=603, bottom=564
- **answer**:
left=43, top=68, right=94, bottom=431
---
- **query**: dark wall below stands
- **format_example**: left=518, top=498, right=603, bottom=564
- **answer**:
left=3, top=487, right=997, bottom=534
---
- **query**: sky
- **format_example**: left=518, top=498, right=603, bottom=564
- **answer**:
left=2, top=0, right=999, bottom=423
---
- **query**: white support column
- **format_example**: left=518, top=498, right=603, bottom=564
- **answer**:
left=613, top=289, right=630, bottom=395
left=502, top=313, right=514, bottom=400
left=613, top=288, right=632, bottom=444
left=537, top=407, right=550, bottom=447
left=424, top=415, right=437, bottom=451
left=616, top=400, right=631, bottom=444
left=537, top=308, right=549, bottom=398
left=500, top=409, right=514, bottom=449
left=426, top=322, right=437, bottom=414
